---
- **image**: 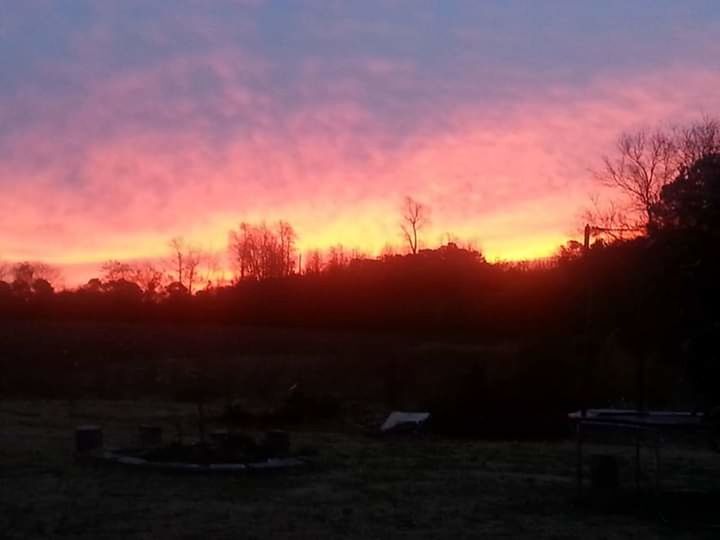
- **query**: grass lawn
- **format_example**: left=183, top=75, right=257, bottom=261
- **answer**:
left=1, top=400, right=719, bottom=539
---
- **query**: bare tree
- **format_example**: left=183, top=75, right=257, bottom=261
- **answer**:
left=199, top=252, right=223, bottom=289
left=169, top=237, right=186, bottom=287
left=168, top=237, right=204, bottom=294
left=184, top=249, right=203, bottom=295
left=101, top=260, right=135, bottom=282
left=379, top=244, right=398, bottom=260
left=277, top=220, right=297, bottom=276
left=11, top=261, right=61, bottom=287
left=100, top=259, right=164, bottom=296
left=580, top=194, right=637, bottom=241
left=227, top=221, right=297, bottom=281
left=0, top=260, right=8, bottom=282
left=400, top=196, right=429, bottom=254
left=304, top=249, right=323, bottom=275
left=326, top=244, right=349, bottom=271
left=133, top=262, right=164, bottom=296
left=442, top=232, right=462, bottom=246
left=228, top=223, right=252, bottom=280
left=555, top=240, right=585, bottom=262
left=597, top=129, right=677, bottom=231
left=675, top=116, right=720, bottom=171
left=594, top=117, right=720, bottom=232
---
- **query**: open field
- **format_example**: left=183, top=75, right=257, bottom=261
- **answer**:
left=2, top=400, right=720, bottom=539
left=0, top=321, right=668, bottom=422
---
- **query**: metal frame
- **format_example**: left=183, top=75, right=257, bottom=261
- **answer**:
left=570, top=409, right=705, bottom=496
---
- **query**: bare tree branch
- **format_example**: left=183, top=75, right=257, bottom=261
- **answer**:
left=227, top=221, right=297, bottom=281
left=168, top=237, right=205, bottom=294
left=400, top=196, right=429, bottom=254
left=594, top=118, right=720, bottom=233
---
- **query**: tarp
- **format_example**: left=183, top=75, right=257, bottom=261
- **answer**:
left=380, top=411, right=430, bottom=433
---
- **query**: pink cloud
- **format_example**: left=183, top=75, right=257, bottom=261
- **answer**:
left=1, top=44, right=719, bottom=285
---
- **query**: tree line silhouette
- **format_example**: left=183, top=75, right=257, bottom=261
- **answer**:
left=0, top=117, right=719, bottom=413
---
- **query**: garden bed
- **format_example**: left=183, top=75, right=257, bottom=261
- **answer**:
left=97, top=442, right=307, bottom=472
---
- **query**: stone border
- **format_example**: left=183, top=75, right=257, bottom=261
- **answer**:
left=97, top=448, right=306, bottom=472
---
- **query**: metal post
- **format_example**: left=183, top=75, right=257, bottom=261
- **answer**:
left=576, top=421, right=584, bottom=497
left=582, top=224, right=592, bottom=419
left=635, top=434, right=641, bottom=490
left=654, top=429, right=661, bottom=492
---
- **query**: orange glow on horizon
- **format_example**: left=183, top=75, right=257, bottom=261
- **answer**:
left=21, top=222, right=571, bottom=288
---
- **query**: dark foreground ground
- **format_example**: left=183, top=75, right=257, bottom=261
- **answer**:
left=2, top=400, right=720, bottom=539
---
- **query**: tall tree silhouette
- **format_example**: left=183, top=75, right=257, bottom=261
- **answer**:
left=326, top=244, right=349, bottom=271
left=228, top=221, right=297, bottom=281
left=168, top=237, right=203, bottom=294
left=597, top=128, right=677, bottom=231
left=11, top=261, right=60, bottom=288
left=101, top=260, right=135, bottom=282
left=400, top=196, right=429, bottom=254
left=595, top=117, right=720, bottom=233
left=134, top=262, right=164, bottom=297
left=304, top=249, right=323, bottom=275
left=676, top=116, right=720, bottom=172
left=656, top=152, right=720, bottom=235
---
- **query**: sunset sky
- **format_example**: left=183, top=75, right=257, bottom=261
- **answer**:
left=2, top=1, right=720, bottom=285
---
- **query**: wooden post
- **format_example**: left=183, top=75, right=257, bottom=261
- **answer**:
left=583, top=224, right=592, bottom=253
left=636, top=355, right=647, bottom=414
left=197, top=402, right=207, bottom=445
